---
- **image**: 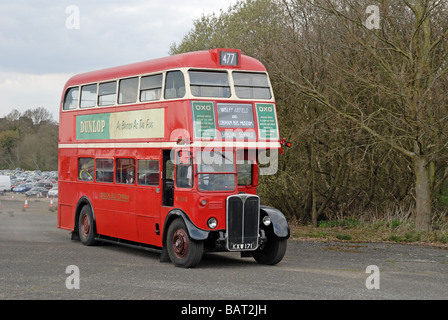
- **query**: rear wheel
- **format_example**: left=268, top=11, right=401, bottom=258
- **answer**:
left=167, top=219, right=203, bottom=268
left=252, top=235, right=287, bottom=265
left=78, top=205, right=97, bottom=246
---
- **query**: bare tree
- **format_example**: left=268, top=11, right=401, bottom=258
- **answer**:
left=277, top=0, right=448, bottom=230
left=23, top=107, right=54, bottom=126
left=171, top=0, right=448, bottom=230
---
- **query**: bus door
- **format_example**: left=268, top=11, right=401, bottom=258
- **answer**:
left=135, top=158, right=162, bottom=245
left=162, top=150, right=174, bottom=207
left=174, top=150, right=194, bottom=208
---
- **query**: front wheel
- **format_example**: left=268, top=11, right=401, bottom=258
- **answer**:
left=252, top=236, right=287, bottom=265
left=167, top=219, right=203, bottom=268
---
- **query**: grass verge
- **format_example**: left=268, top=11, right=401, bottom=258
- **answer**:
left=290, top=217, right=448, bottom=247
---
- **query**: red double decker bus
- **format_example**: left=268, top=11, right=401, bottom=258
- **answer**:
left=58, top=48, right=290, bottom=268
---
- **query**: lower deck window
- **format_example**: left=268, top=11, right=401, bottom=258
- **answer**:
left=96, top=159, right=114, bottom=183
left=137, top=160, right=159, bottom=186
left=116, top=158, right=135, bottom=184
left=78, top=158, right=94, bottom=181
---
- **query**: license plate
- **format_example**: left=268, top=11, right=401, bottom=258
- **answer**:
left=230, top=242, right=255, bottom=250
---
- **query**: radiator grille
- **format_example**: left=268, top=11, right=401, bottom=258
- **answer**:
left=226, top=194, right=260, bottom=251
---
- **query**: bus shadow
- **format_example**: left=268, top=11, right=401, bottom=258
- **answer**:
left=93, top=236, right=265, bottom=269
left=98, top=241, right=259, bottom=268
left=197, top=252, right=258, bottom=268
left=97, top=241, right=161, bottom=260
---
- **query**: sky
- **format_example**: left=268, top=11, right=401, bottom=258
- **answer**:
left=0, top=0, right=238, bottom=121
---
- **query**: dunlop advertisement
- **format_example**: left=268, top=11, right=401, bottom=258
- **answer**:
left=76, top=109, right=165, bottom=140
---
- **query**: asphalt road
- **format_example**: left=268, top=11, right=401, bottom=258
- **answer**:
left=0, top=195, right=447, bottom=301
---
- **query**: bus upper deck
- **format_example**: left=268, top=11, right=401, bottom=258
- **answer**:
left=59, top=48, right=280, bottom=150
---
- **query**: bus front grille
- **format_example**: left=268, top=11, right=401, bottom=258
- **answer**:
left=226, top=194, right=260, bottom=251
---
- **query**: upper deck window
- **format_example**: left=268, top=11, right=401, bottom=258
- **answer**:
left=80, top=84, right=97, bottom=108
left=118, top=77, right=138, bottom=104
left=140, top=74, right=163, bottom=102
left=98, top=81, right=117, bottom=106
left=233, top=72, right=271, bottom=100
left=164, top=71, right=185, bottom=99
left=189, top=70, right=231, bottom=98
left=63, top=87, right=79, bottom=110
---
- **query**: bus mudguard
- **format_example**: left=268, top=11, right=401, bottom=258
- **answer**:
left=75, top=196, right=95, bottom=221
left=163, top=209, right=210, bottom=241
left=260, top=205, right=290, bottom=239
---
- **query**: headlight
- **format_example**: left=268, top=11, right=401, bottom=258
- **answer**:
left=207, top=217, right=218, bottom=229
left=262, top=215, right=271, bottom=227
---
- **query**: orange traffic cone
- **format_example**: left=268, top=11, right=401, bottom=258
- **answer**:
left=24, top=197, right=28, bottom=209
left=50, top=199, right=54, bottom=208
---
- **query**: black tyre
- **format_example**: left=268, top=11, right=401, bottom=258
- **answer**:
left=167, top=218, right=203, bottom=268
left=78, top=205, right=97, bottom=246
left=252, top=236, right=287, bottom=265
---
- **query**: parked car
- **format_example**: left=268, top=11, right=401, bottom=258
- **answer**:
left=13, top=183, right=34, bottom=193
left=25, top=187, right=49, bottom=197
left=48, top=185, right=58, bottom=198
left=35, top=179, right=54, bottom=190
left=0, top=175, right=11, bottom=194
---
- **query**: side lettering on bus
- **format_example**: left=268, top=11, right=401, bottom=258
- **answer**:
left=76, top=109, right=165, bottom=140
left=79, top=119, right=107, bottom=134
left=76, top=114, right=111, bottom=140
left=255, top=103, right=279, bottom=140
left=191, top=101, right=217, bottom=139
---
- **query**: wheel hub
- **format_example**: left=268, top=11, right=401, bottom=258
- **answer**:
left=80, top=214, right=90, bottom=238
left=172, top=229, right=189, bottom=258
